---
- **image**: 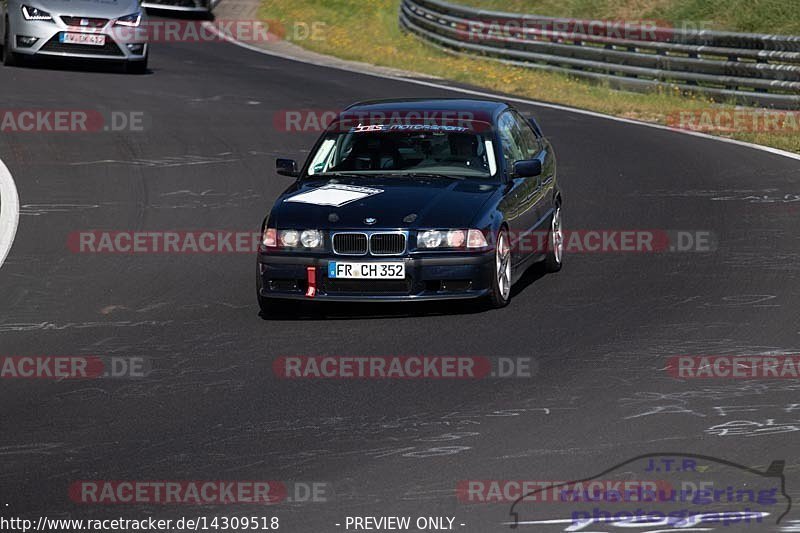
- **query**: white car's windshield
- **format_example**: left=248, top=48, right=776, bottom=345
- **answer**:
left=307, top=123, right=497, bottom=178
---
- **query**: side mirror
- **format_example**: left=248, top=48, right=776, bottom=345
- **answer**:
left=276, top=158, right=299, bottom=178
left=513, top=159, right=542, bottom=178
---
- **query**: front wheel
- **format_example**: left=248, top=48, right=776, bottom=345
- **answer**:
left=543, top=206, right=563, bottom=273
left=2, top=23, right=19, bottom=67
left=125, top=52, right=148, bottom=74
left=485, top=228, right=512, bottom=309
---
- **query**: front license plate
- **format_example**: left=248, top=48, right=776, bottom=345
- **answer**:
left=60, top=33, right=106, bottom=46
left=328, top=262, right=405, bottom=279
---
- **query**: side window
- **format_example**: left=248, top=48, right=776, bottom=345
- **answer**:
left=512, top=111, right=541, bottom=159
left=497, top=112, right=525, bottom=172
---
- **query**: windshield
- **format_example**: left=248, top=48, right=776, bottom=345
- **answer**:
left=306, top=123, right=497, bottom=178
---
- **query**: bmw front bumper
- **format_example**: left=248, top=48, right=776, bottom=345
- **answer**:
left=258, top=252, right=495, bottom=302
left=8, top=11, right=148, bottom=61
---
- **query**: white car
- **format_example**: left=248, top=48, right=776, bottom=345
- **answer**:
left=1, top=0, right=149, bottom=73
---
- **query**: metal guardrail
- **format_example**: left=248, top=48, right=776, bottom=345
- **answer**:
left=400, top=0, right=800, bottom=108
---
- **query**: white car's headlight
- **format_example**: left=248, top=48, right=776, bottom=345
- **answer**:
left=114, top=12, right=142, bottom=27
left=418, top=229, right=487, bottom=249
left=21, top=5, right=53, bottom=21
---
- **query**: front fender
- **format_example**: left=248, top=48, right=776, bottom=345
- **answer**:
left=468, top=189, right=507, bottom=248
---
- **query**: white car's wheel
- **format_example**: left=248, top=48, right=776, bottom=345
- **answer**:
left=2, top=20, right=19, bottom=67
left=125, top=51, right=148, bottom=74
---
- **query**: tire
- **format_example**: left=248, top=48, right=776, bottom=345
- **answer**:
left=485, top=227, right=512, bottom=309
left=125, top=52, right=148, bottom=74
left=543, top=206, right=563, bottom=273
left=2, top=21, right=18, bottom=67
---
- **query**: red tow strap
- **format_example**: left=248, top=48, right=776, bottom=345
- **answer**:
left=305, top=266, right=317, bottom=298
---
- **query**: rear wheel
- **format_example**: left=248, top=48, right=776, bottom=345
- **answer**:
left=543, top=206, right=563, bottom=272
left=485, top=228, right=512, bottom=309
left=2, top=21, right=18, bottom=67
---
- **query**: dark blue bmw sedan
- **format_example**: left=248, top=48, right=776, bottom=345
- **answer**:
left=256, top=98, right=562, bottom=313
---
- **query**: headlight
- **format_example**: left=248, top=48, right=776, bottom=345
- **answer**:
left=277, top=229, right=323, bottom=249
left=280, top=230, right=300, bottom=247
left=115, top=12, right=142, bottom=27
left=300, top=229, right=322, bottom=248
left=21, top=5, right=53, bottom=21
left=446, top=230, right=466, bottom=248
left=418, top=230, right=444, bottom=249
left=418, top=229, right=487, bottom=249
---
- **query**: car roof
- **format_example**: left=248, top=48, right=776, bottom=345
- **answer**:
left=343, top=98, right=510, bottom=124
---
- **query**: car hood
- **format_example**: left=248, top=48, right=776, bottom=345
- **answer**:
left=270, top=177, right=501, bottom=230
left=25, top=0, right=140, bottom=17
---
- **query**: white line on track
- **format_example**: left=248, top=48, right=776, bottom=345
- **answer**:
left=0, top=157, right=20, bottom=270
left=203, top=22, right=800, bottom=163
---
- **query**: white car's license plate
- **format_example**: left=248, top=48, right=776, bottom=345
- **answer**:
left=60, top=33, right=106, bottom=46
left=328, top=262, right=405, bottom=279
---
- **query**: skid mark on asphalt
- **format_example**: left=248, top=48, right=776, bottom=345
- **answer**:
left=0, top=443, right=62, bottom=456
left=68, top=155, right=240, bottom=168
left=632, top=188, right=800, bottom=201
left=18, top=203, right=99, bottom=216
left=0, top=320, right=174, bottom=332
left=149, top=189, right=262, bottom=209
left=66, top=150, right=275, bottom=168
